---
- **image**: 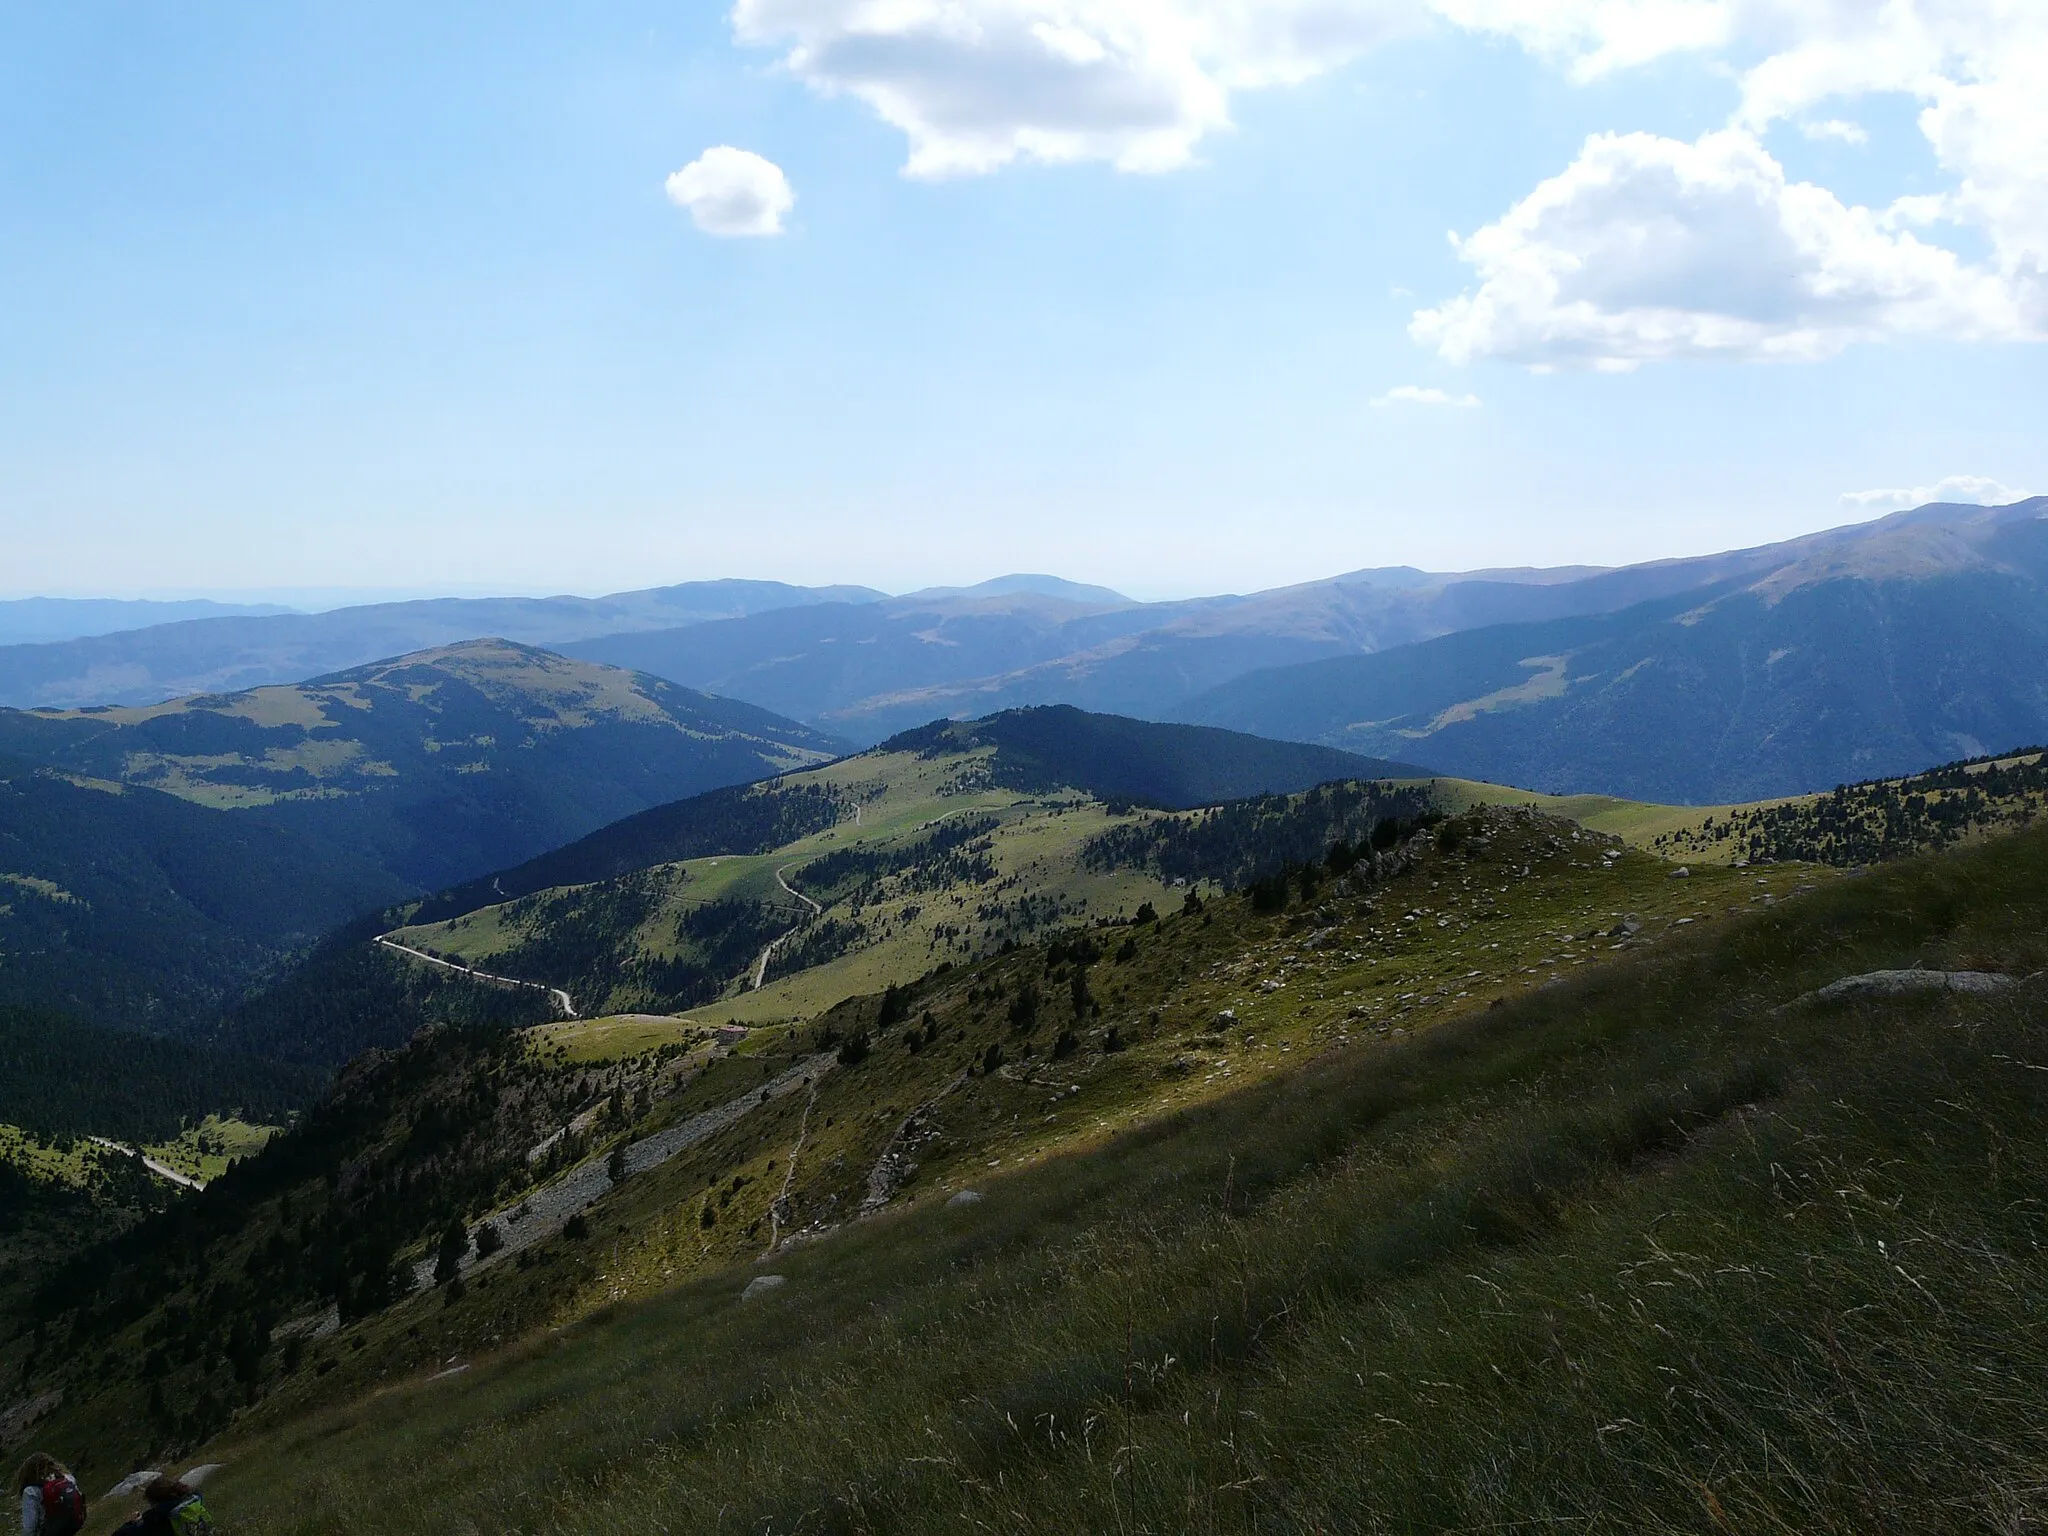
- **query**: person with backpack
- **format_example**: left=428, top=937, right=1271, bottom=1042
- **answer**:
left=13, top=1453, right=86, bottom=1536
left=110, top=1476, right=216, bottom=1536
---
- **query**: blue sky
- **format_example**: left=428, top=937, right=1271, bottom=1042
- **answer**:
left=1, top=2, right=2042, bottom=601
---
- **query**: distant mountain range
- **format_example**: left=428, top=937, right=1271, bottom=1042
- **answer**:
left=8, top=499, right=2048, bottom=804
left=0, top=579, right=886, bottom=708
left=0, top=641, right=844, bottom=891
left=1178, top=497, right=2048, bottom=803
left=0, top=597, right=296, bottom=647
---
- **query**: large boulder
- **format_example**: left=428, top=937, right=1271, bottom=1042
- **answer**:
left=1812, top=970, right=2014, bottom=1004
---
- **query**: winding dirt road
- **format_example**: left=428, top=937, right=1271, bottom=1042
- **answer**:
left=750, top=865, right=822, bottom=991
left=375, top=936, right=578, bottom=1018
left=89, top=1137, right=206, bottom=1192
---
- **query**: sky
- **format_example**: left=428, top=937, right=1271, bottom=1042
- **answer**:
left=1, top=1, right=2043, bottom=602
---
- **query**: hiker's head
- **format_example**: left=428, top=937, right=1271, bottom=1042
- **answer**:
left=14, top=1453, right=62, bottom=1490
left=143, top=1476, right=192, bottom=1505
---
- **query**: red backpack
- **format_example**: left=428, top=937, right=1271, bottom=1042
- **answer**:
left=38, top=1473, right=86, bottom=1536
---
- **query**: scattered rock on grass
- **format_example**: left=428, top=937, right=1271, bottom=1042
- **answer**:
left=947, top=1190, right=984, bottom=1209
left=741, top=1275, right=787, bottom=1302
left=1813, top=970, right=2014, bottom=1003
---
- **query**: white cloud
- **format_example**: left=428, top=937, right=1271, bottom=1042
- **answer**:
left=727, top=0, right=1420, bottom=178
left=664, top=146, right=795, bottom=236
left=1841, top=474, right=2032, bottom=513
left=1801, top=117, right=1867, bottom=146
left=1418, top=2, right=2048, bottom=361
left=1410, top=128, right=2032, bottom=369
left=722, top=1, right=2048, bottom=366
left=1371, top=384, right=1481, bottom=406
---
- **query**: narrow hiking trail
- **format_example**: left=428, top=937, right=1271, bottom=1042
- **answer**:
left=376, top=935, right=578, bottom=1018
left=411, top=1051, right=839, bottom=1290
left=762, top=1082, right=819, bottom=1256
left=750, top=865, right=824, bottom=990
left=89, top=1137, right=206, bottom=1192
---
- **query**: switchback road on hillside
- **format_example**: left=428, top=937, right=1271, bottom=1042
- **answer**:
left=751, top=865, right=823, bottom=990
left=375, top=935, right=578, bottom=1018
left=89, top=1137, right=206, bottom=1192
left=776, top=863, right=823, bottom=917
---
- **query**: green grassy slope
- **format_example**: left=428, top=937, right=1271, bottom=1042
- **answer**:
left=8, top=795, right=1809, bottom=1485
left=388, top=725, right=1443, bottom=1033
left=32, top=738, right=2048, bottom=1523
left=1439, top=744, right=2048, bottom=867
left=389, top=742, right=1173, bottom=1027
left=131, top=817, right=2048, bottom=1534
left=385, top=709, right=1439, bottom=1034
left=0, top=640, right=845, bottom=890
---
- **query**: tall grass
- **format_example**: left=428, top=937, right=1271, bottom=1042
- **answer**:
left=205, top=830, right=2048, bottom=1534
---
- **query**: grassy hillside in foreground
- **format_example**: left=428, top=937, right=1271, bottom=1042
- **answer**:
left=115, top=818, right=2048, bottom=1532
left=10, top=797, right=1811, bottom=1485
left=0, top=640, right=844, bottom=890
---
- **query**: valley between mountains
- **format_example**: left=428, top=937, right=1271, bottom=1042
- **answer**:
left=4, top=513, right=2048, bottom=1531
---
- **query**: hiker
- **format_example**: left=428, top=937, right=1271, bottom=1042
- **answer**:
left=110, top=1476, right=215, bottom=1536
left=14, top=1454, right=86, bottom=1536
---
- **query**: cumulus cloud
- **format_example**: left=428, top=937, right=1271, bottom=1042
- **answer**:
left=727, top=0, right=1420, bottom=177
left=1410, top=128, right=2031, bottom=369
left=1725, top=5, right=2048, bottom=311
left=664, top=146, right=795, bottom=236
left=1371, top=384, right=1481, bottom=406
left=721, top=2, right=2048, bottom=366
left=1411, top=2, right=2048, bottom=365
left=1841, top=474, right=2032, bottom=513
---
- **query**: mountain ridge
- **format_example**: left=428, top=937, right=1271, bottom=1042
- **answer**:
left=0, top=640, right=845, bottom=890
left=0, top=580, right=887, bottom=709
left=1178, top=499, right=2048, bottom=803
left=571, top=499, right=2048, bottom=749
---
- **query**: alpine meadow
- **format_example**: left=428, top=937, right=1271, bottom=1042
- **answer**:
left=2, top=5, right=2046, bottom=1534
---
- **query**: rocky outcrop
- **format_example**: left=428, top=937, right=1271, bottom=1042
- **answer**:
left=1806, top=970, right=2016, bottom=1005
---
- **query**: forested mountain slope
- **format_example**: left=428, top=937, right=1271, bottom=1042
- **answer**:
left=0, top=641, right=844, bottom=890
left=1181, top=497, right=2048, bottom=803
left=0, top=756, right=404, bottom=1032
